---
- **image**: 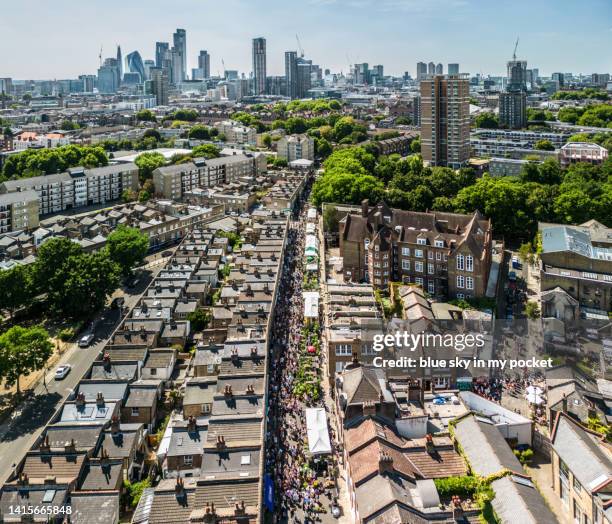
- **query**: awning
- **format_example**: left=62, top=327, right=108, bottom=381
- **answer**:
left=305, top=408, right=332, bottom=455
left=303, top=291, right=320, bottom=318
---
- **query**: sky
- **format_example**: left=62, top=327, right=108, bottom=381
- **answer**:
left=1, top=0, right=611, bottom=80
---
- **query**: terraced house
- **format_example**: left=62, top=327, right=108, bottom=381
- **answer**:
left=339, top=200, right=493, bottom=299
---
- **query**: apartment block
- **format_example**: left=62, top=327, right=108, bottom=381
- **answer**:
left=420, top=74, right=470, bottom=168
left=276, top=134, right=315, bottom=162
left=0, top=163, right=139, bottom=217
left=339, top=201, right=493, bottom=299
left=153, top=154, right=262, bottom=200
left=559, top=142, right=608, bottom=167
left=0, top=190, right=39, bottom=233
left=213, top=120, right=256, bottom=145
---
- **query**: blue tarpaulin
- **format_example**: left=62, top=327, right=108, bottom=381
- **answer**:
left=264, top=473, right=274, bottom=512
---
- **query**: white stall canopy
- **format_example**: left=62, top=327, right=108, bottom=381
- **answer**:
left=303, top=291, right=320, bottom=318
left=305, top=408, right=332, bottom=455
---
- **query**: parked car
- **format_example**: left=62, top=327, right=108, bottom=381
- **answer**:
left=54, top=364, right=72, bottom=380
left=78, top=334, right=94, bottom=348
left=111, top=297, right=125, bottom=310
left=162, top=250, right=173, bottom=257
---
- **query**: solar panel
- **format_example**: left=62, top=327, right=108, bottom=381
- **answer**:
left=511, top=475, right=534, bottom=488
left=42, top=490, right=56, bottom=503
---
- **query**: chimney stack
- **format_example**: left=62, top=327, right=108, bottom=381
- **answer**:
left=361, top=199, right=369, bottom=218
left=110, top=416, right=120, bottom=435
left=378, top=450, right=394, bottom=475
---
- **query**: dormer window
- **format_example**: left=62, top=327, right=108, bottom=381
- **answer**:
left=417, top=238, right=427, bottom=245
left=384, top=215, right=391, bottom=223
left=434, top=240, right=444, bottom=248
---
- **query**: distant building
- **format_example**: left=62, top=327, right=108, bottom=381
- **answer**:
left=198, top=50, right=210, bottom=79
left=277, top=134, right=315, bottom=162
left=214, top=120, right=256, bottom=145
left=284, top=51, right=298, bottom=99
left=13, top=131, right=69, bottom=151
left=435, top=63, right=443, bottom=75
left=499, top=90, right=527, bottom=129
left=148, top=67, right=169, bottom=106
left=155, top=42, right=169, bottom=68
left=416, top=62, right=427, bottom=81
left=592, top=73, right=610, bottom=88
left=252, top=37, right=267, bottom=95
left=552, top=72, right=565, bottom=88
left=126, top=51, right=146, bottom=82
left=489, top=157, right=535, bottom=177
left=173, top=28, right=187, bottom=81
left=420, top=74, right=470, bottom=168
left=296, top=58, right=312, bottom=98
left=97, top=58, right=120, bottom=93
left=448, top=63, right=460, bottom=75
left=427, top=61, right=435, bottom=76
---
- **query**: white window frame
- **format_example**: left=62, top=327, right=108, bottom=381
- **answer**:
left=428, top=263, right=434, bottom=274
left=415, top=261, right=424, bottom=273
left=401, top=247, right=410, bottom=256
left=457, top=275, right=465, bottom=288
left=183, top=455, right=193, bottom=465
left=466, top=255, right=474, bottom=272
left=415, top=249, right=423, bottom=258
left=428, top=281, right=435, bottom=294
left=402, top=260, right=410, bottom=270
left=415, top=277, right=424, bottom=286
left=434, top=240, right=444, bottom=248
left=417, top=237, right=427, bottom=245
left=457, top=254, right=465, bottom=271
left=466, top=276, right=474, bottom=290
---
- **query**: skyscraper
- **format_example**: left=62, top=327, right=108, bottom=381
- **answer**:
left=353, top=63, right=369, bottom=85
left=198, top=50, right=210, bottom=79
left=143, top=60, right=155, bottom=81
left=148, top=67, right=169, bottom=106
left=170, top=47, right=183, bottom=84
left=507, top=59, right=527, bottom=90
left=116, top=46, right=123, bottom=83
left=500, top=54, right=528, bottom=129
left=296, top=58, right=312, bottom=98
left=97, top=58, right=120, bottom=93
left=435, top=63, right=443, bottom=75
left=427, top=62, right=435, bottom=76
left=448, top=63, right=459, bottom=75
left=416, top=62, right=427, bottom=81
left=126, top=51, right=145, bottom=82
left=420, top=74, right=470, bottom=168
left=173, top=28, right=187, bottom=81
left=155, top=42, right=169, bottom=68
left=252, top=37, right=267, bottom=95
left=285, top=51, right=298, bottom=99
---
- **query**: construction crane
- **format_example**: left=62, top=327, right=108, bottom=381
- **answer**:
left=512, top=37, right=519, bottom=60
left=99, top=45, right=103, bottom=67
left=295, top=34, right=304, bottom=58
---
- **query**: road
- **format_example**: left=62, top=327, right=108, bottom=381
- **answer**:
left=0, top=260, right=165, bottom=484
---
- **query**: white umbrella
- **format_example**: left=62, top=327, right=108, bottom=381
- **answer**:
left=526, top=385, right=543, bottom=396
left=525, top=392, right=544, bottom=405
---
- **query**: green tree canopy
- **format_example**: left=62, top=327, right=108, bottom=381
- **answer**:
left=188, top=125, right=211, bottom=140
left=106, top=226, right=150, bottom=275
left=534, top=139, right=555, bottom=151
left=135, top=152, right=166, bottom=181
left=0, top=265, right=33, bottom=318
left=136, top=109, right=156, bottom=122
left=191, top=144, right=220, bottom=159
left=474, top=112, right=499, bottom=129
left=0, top=325, right=53, bottom=394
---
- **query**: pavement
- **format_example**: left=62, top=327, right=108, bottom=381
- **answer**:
left=525, top=453, right=572, bottom=524
left=0, top=260, right=164, bottom=485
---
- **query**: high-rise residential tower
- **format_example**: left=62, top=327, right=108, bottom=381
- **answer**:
left=148, top=67, right=169, bottom=106
left=427, top=62, right=435, bottom=76
left=252, top=37, right=267, bottom=95
left=173, top=28, right=187, bottom=81
left=500, top=54, right=528, bottom=129
left=435, top=63, right=443, bottom=75
left=285, top=51, right=298, bottom=99
left=420, top=74, right=470, bottom=168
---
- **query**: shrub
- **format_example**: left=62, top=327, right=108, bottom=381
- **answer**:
left=57, top=328, right=76, bottom=342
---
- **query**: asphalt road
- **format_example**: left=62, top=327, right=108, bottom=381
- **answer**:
left=0, top=262, right=164, bottom=484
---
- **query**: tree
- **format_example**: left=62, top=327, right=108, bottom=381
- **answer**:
left=525, top=301, right=541, bottom=320
left=323, top=205, right=339, bottom=233
left=143, top=128, right=161, bottom=141
left=0, top=325, right=53, bottom=395
left=261, top=133, right=272, bottom=148
left=134, top=152, right=165, bottom=182
left=187, top=309, right=210, bottom=331
left=191, top=144, right=220, bottom=159
left=474, top=112, right=499, bottom=129
left=534, top=139, right=555, bottom=151
left=172, top=109, right=198, bottom=121
left=106, top=226, right=150, bottom=275
left=273, top=157, right=288, bottom=168
left=553, top=189, right=593, bottom=224
left=410, top=137, right=421, bottom=154
left=0, top=265, right=33, bottom=318
left=136, top=109, right=156, bottom=122
left=315, top=138, right=332, bottom=158
left=188, top=125, right=210, bottom=140
left=332, top=116, right=356, bottom=141
left=60, top=120, right=79, bottom=130
left=394, top=116, right=412, bottom=125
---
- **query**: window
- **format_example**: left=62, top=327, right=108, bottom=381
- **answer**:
left=131, top=407, right=140, bottom=416
left=559, top=460, right=569, bottom=482
left=466, top=276, right=474, bottom=290
left=417, top=237, right=427, bottom=245
left=428, top=281, right=435, bottom=294
left=335, top=361, right=346, bottom=373
left=335, top=344, right=352, bottom=356
left=428, top=263, right=434, bottom=274
left=150, top=368, right=157, bottom=376
left=364, top=239, right=370, bottom=249
left=362, top=344, right=375, bottom=356
left=428, top=251, right=433, bottom=259
left=434, top=240, right=444, bottom=248
left=382, top=253, right=388, bottom=260
left=415, top=277, right=424, bottom=286
left=374, top=245, right=380, bottom=252
left=183, top=455, right=193, bottom=465
left=573, top=477, right=582, bottom=494
left=401, top=247, right=410, bottom=256
left=415, top=249, right=423, bottom=258
left=402, top=260, right=410, bottom=270
left=466, top=255, right=474, bottom=272
left=457, top=254, right=465, bottom=270
left=436, top=252, right=442, bottom=261
left=415, top=261, right=424, bottom=273
left=201, top=403, right=211, bottom=414
left=457, top=275, right=465, bottom=288
left=457, top=293, right=464, bottom=299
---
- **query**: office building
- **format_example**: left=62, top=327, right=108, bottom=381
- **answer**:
left=435, top=63, right=443, bottom=75
left=420, top=74, right=470, bottom=168
left=416, top=62, right=427, bottom=81
left=97, top=58, right=120, bottom=93
left=592, top=73, right=610, bottom=88
left=116, top=45, right=123, bottom=83
left=79, top=74, right=96, bottom=92
left=155, top=42, right=169, bottom=68
left=252, top=37, right=267, bottom=95
left=173, top=28, right=187, bottom=81
left=448, top=63, right=459, bottom=75
left=285, top=51, right=298, bottom=99
left=339, top=200, right=493, bottom=297
left=0, top=190, right=39, bottom=233
left=126, top=51, right=146, bottom=82
left=148, top=67, right=169, bottom=106
left=552, top=72, right=565, bottom=88
left=507, top=60, right=527, bottom=90
left=353, top=63, right=369, bottom=85
left=170, top=47, right=183, bottom=85
left=0, top=78, right=13, bottom=95
left=427, top=62, right=435, bottom=75
left=197, top=50, right=210, bottom=79
left=277, top=135, right=315, bottom=162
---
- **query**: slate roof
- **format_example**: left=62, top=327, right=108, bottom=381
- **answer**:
left=78, top=460, right=124, bottom=491
left=69, top=491, right=120, bottom=524
left=167, top=428, right=207, bottom=457
left=490, top=475, right=558, bottom=524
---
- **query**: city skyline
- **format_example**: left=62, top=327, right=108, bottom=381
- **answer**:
left=0, top=0, right=611, bottom=80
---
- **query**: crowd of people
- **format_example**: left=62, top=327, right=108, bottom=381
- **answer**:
left=265, top=187, right=340, bottom=523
